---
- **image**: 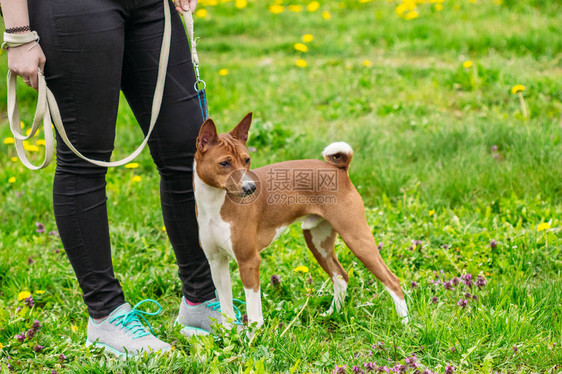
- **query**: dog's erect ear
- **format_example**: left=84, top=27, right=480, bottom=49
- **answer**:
left=229, top=112, right=252, bottom=145
left=197, top=118, right=218, bottom=153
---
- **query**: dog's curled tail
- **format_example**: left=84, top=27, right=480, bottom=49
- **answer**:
left=322, top=142, right=353, bottom=171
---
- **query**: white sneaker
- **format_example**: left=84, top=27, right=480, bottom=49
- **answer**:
left=86, top=300, right=171, bottom=357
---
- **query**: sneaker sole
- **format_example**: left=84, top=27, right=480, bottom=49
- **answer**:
left=85, top=339, right=127, bottom=358
left=174, top=317, right=212, bottom=337
left=85, top=340, right=171, bottom=359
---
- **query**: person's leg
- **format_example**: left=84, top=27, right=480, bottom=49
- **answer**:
left=120, top=0, right=216, bottom=303
left=28, top=0, right=128, bottom=319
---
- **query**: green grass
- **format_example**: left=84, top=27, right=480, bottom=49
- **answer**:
left=1, top=0, right=561, bottom=372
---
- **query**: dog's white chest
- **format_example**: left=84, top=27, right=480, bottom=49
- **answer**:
left=193, top=163, right=235, bottom=258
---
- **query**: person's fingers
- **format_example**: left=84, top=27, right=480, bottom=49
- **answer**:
left=189, top=0, right=197, bottom=12
left=29, top=73, right=39, bottom=90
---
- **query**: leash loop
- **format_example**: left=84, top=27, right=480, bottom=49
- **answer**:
left=5, top=0, right=172, bottom=169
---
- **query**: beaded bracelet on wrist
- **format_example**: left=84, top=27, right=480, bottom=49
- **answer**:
left=5, top=25, right=31, bottom=34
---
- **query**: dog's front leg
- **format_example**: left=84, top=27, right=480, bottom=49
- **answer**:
left=207, top=252, right=236, bottom=327
left=237, top=252, right=264, bottom=327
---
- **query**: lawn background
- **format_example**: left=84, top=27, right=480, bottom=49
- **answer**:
left=0, top=0, right=561, bottom=373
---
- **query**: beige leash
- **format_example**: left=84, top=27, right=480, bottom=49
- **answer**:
left=4, top=0, right=186, bottom=169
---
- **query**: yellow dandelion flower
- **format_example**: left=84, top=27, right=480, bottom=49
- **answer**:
left=0, top=342, right=3, bottom=350
left=511, top=85, right=525, bottom=94
left=4, top=137, right=15, bottom=144
left=26, top=128, right=32, bottom=136
left=302, top=34, right=314, bottom=43
left=294, top=265, right=309, bottom=273
left=288, top=5, right=303, bottom=12
left=11, top=157, right=18, bottom=162
left=404, top=10, right=419, bottom=20
left=36, top=290, right=46, bottom=294
left=8, top=177, right=16, bottom=183
left=463, top=60, right=473, bottom=68
left=162, top=226, right=167, bottom=232
left=294, top=43, right=308, bottom=52
left=537, top=222, right=551, bottom=232
left=235, top=0, right=247, bottom=9
left=21, top=121, right=25, bottom=129
left=36, top=139, right=46, bottom=146
left=171, top=345, right=176, bottom=351
left=359, top=0, right=372, bottom=3
left=307, top=1, right=320, bottom=12
left=435, top=3, right=443, bottom=11
left=269, top=5, right=284, bottom=14
left=219, top=69, right=229, bottom=76
left=24, top=144, right=39, bottom=152
left=322, top=11, right=331, bottom=20
left=363, top=59, right=372, bottom=67
left=196, top=9, right=208, bottom=18
left=71, top=324, right=78, bottom=332
left=296, top=59, right=307, bottom=68
left=429, top=209, right=435, bottom=216
left=132, top=175, right=142, bottom=182
left=125, top=162, right=139, bottom=169
left=18, top=291, right=31, bottom=300
left=395, top=4, right=408, bottom=16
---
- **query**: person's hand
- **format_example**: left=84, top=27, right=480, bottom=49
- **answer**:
left=7, top=42, right=46, bottom=90
left=175, top=0, right=197, bottom=13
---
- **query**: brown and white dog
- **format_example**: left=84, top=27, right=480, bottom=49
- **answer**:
left=193, top=113, right=408, bottom=328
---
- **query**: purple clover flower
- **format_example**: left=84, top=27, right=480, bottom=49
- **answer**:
left=465, top=292, right=472, bottom=299
left=490, top=239, right=497, bottom=249
left=392, top=364, right=407, bottom=373
left=476, top=275, right=487, bottom=288
left=431, top=296, right=439, bottom=304
left=32, top=320, right=42, bottom=331
left=457, top=299, right=468, bottom=308
left=25, top=296, right=34, bottom=308
left=462, top=274, right=473, bottom=288
left=333, top=364, right=347, bottom=374
left=410, top=281, right=418, bottom=289
left=26, top=328, right=36, bottom=339
left=16, top=332, right=26, bottom=342
left=59, top=353, right=67, bottom=361
left=363, top=362, right=376, bottom=372
left=33, top=345, right=44, bottom=352
left=270, top=275, right=281, bottom=286
left=404, top=354, right=418, bottom=368
left=352, top=365, right=363, bottom=373
left=35, top=222, right=45, bottom=233
left=445, top=364, right=455, bottom=374
left=451, top=277, right=460, bottom=286
left=378, top=243, right=383, bottom=251
left=443, top=281, right=454, bottom=290
left=28, top=257, right=35, bottom=264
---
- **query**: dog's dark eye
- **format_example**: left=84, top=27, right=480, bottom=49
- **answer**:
left=219, top=161, right=230, bottom=167
left=245, top=158, right=251, bottom=164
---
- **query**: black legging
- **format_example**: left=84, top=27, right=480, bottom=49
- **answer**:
left=28, top=0, right=215, bottom=318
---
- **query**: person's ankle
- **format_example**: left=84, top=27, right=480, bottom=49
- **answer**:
left=184, top=298, right=203, bottom=306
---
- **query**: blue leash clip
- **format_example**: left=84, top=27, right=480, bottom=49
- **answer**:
left=194, top=63, right=209, bottom=120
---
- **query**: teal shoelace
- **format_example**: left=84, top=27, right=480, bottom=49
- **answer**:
left=109, top=299, right=162, bottom=339
left=205, top=298, right=246, bottom=325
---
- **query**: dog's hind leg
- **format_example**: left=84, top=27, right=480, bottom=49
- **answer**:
left=302, top=218, right=349, bottom=315
left=326, top=205, right=409, bottom=323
